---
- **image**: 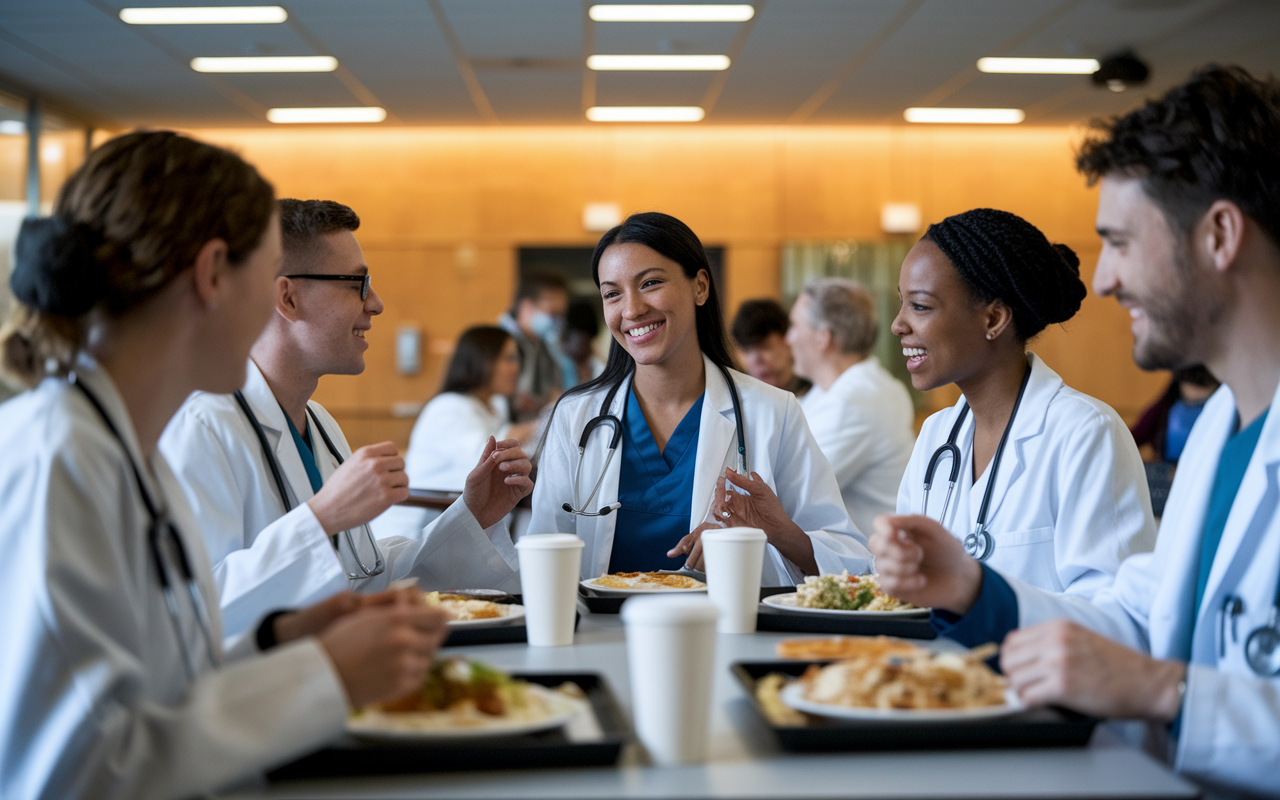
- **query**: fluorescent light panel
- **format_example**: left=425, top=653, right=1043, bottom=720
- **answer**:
left=587, top=106, right=705, bottom=122
left=587, top=54, right=729, bottom=70
left=589, top=5, right=754, bottom=22
left=191, top=56, right=337, bottom=73
left=120, top=6, right=286, bottom=24
left=267, top=107, right=387, bottom=124
left=904, top=107, right=1025, bottom=124
left=977, top=57, right=1100, bottom=74
left=0, top=120, right=25, bottom=135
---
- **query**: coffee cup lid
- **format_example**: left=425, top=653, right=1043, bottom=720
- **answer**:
left=621, top=594, right=719, bottom=625
left=702, top=526, right=767, bottom=542
left=515, top=533, right=585, bottom=550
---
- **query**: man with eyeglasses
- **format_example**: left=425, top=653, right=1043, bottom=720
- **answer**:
left=161, top=199, right=528, bottom=645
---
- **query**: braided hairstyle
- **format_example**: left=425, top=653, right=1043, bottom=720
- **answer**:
left=923, top=208, right=1087, bottom=341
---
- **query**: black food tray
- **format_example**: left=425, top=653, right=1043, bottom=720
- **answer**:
left=268, top=672, right=627, bottom=782
left=733, top=660, right=1097, bottom=752
left=756, top=604, right=936, bottom=640
left=442, top=595, right=579, bottom=647
left=580, top=584, right=792, bottom=615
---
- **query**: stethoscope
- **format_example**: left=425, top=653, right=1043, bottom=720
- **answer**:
left=921, top=362, right=1032, bottom=562
left=563, top=361, right=746, bottom=517
left=234, top=391, right=385, bottom=579
left=72, top=375, right=221, bottom=681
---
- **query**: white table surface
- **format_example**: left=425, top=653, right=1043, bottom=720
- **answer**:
left=244, top=611, right=1199, bottom=800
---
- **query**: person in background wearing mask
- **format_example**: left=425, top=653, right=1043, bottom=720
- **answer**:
left=561, top=297, right=605, bottom=388
left=786, top=278, right=915, bottom=537
left=0, top=131, right=449, bottom=800
left=498, top=271, right=569, bottom=422
left=730, top=298, right=812, bottom=398
left=869, top=65, right=1280, bottom=797
left=1132, top=365, right=1221, bottom=464
left=161, top=199, right=531, bottom=642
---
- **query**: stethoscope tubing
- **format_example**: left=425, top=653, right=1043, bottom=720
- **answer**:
left=73, top=374, right=221, bottom=681
left=234, top=390, right=385, bottom=579
left=920, top=360, right=1033, bottom=562
left=564, top=361, right=746, bottom=516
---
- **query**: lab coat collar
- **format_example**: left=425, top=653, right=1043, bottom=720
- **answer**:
left=240, top=358, right=325, bottom=505
left=1193, top=378, right=1280, bottom=650
left=827, top=355, right=883, bottom=395
left=691, top=354, right=743, bottom=530
left=967, top=352, right=1063, bottom=528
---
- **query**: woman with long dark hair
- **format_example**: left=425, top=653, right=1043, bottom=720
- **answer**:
left=404, top=325, right=536, bottom=491
left=528, top=212, right=869, bottom=584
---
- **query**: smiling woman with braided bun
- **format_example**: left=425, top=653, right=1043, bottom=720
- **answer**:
left=879, top=208, right=1156, bottom=627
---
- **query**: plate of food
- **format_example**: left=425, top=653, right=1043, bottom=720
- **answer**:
left=424, top=591, right=525, bottom=628
left=778, top=642, right=1023, bottom=722
left=580, top=571, right=707, bottom=595
left=347, top=657, right=581, bottom=740
left=761, top=573, right=928, bottom=617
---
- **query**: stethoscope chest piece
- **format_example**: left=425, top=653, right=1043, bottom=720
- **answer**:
left=1245, top=608, right=1280, bottom=677
left=963, top=527, right=996, bottom=562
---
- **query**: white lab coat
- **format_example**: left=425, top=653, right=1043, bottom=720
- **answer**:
left=799, top=356, right=915, bottom=537
left=898, top=352, right=1157, bottom=598
left=0, top=359, right=347, bottom=800
left=159, top=360, right=519, bottom=642
left=999, top=380, right=1280, bottom=798
left=529, top=354, right=873, bottom=585
left=405, top=392, right=510, bottom=491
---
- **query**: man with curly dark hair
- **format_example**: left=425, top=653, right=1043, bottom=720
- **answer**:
left=868, top=65, right=1280, bottom=797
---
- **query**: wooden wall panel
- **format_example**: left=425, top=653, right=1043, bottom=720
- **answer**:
left=192, top=124, right=1167, bottom=448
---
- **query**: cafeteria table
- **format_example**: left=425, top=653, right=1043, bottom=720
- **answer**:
left=242, top=611, right=1200, bottom=800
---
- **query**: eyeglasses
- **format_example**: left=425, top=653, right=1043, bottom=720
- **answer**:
left=285, top=273, right=371, bottom=301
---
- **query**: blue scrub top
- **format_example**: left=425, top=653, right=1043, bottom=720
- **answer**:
left=608, top=387, right=704, bottom=573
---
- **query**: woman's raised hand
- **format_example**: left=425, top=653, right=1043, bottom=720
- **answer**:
left=868, top=514, right=983, bottom=614
left=317, top=588, right=450, bottom=709
left=706, top=468, right=817, bottom=575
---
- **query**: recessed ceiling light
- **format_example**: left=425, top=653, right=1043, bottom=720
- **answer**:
left=119, top=6, right=287, bottom=24
left=587, top=106, right=705, bottom=122
left=267, top=107, right=387, bottom=124
left=191, top=56, right=338, bottom=73
left=588, top=5, right=754, bottom=22
left=587, top=54, right=730, bottom=71
left=977, top=57, right=1100, bottom=74
left=0, top=120, right=25, bottom=135
left=904, top=107, right=1025, bottom=124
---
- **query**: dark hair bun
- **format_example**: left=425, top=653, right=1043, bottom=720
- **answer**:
left=924, top=208, right=1087, bottom=340
left=10, top=216, right=106, bottom=317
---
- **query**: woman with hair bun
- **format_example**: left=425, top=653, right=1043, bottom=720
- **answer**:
left=0, top=131, right=450, bottom=799
left=887, top=208, right=1156, bottom=606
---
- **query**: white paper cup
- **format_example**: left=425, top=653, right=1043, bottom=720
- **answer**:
left=701, top=527, right=767, bottom=634
left=621, top=595, right=719, bottom=765
left=515, top=533, right=584, bottom=647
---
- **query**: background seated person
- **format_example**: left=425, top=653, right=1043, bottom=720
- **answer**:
left=730, top=298, right=812, bottom=398
left=530, top=212, right=870, bottom=585
left=786, top=278, right=915, bottom=537
left=498, top=270, right=569, bottom=422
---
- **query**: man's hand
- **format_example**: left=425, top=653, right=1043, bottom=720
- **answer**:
left=868, top=513, right=983, bottom=614
left=1002, top=619, right=1187, bottom=721
left=272, top=587, right=423, bottom=645
left=463, top=436, right=534, bottom=529
left=318, top=589, right=451, bottom=709
left=307, top=441, right=409, bottom=536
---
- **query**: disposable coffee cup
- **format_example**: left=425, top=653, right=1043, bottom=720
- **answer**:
left=702, top=527, right=767, bottom=633
left=621, top=595, right=719, bottom=765
left=515, top=533, right=584, bottom=647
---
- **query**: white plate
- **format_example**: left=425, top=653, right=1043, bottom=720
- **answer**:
left=761, top=592, right=930, bottom=617
left=445, top=604, right=525, bottom=628
left=780, top=681, right=1023, bottom=722
left=347, top=684, right=579, bottom=740
left=580, top=578, right=706, bottom=596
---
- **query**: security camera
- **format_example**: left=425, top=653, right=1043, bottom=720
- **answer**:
left=1091, top=51, right=1150, bottom=92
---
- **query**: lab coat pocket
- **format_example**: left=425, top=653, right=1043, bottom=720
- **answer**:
left=989, top=526, right=1060, bottom=592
